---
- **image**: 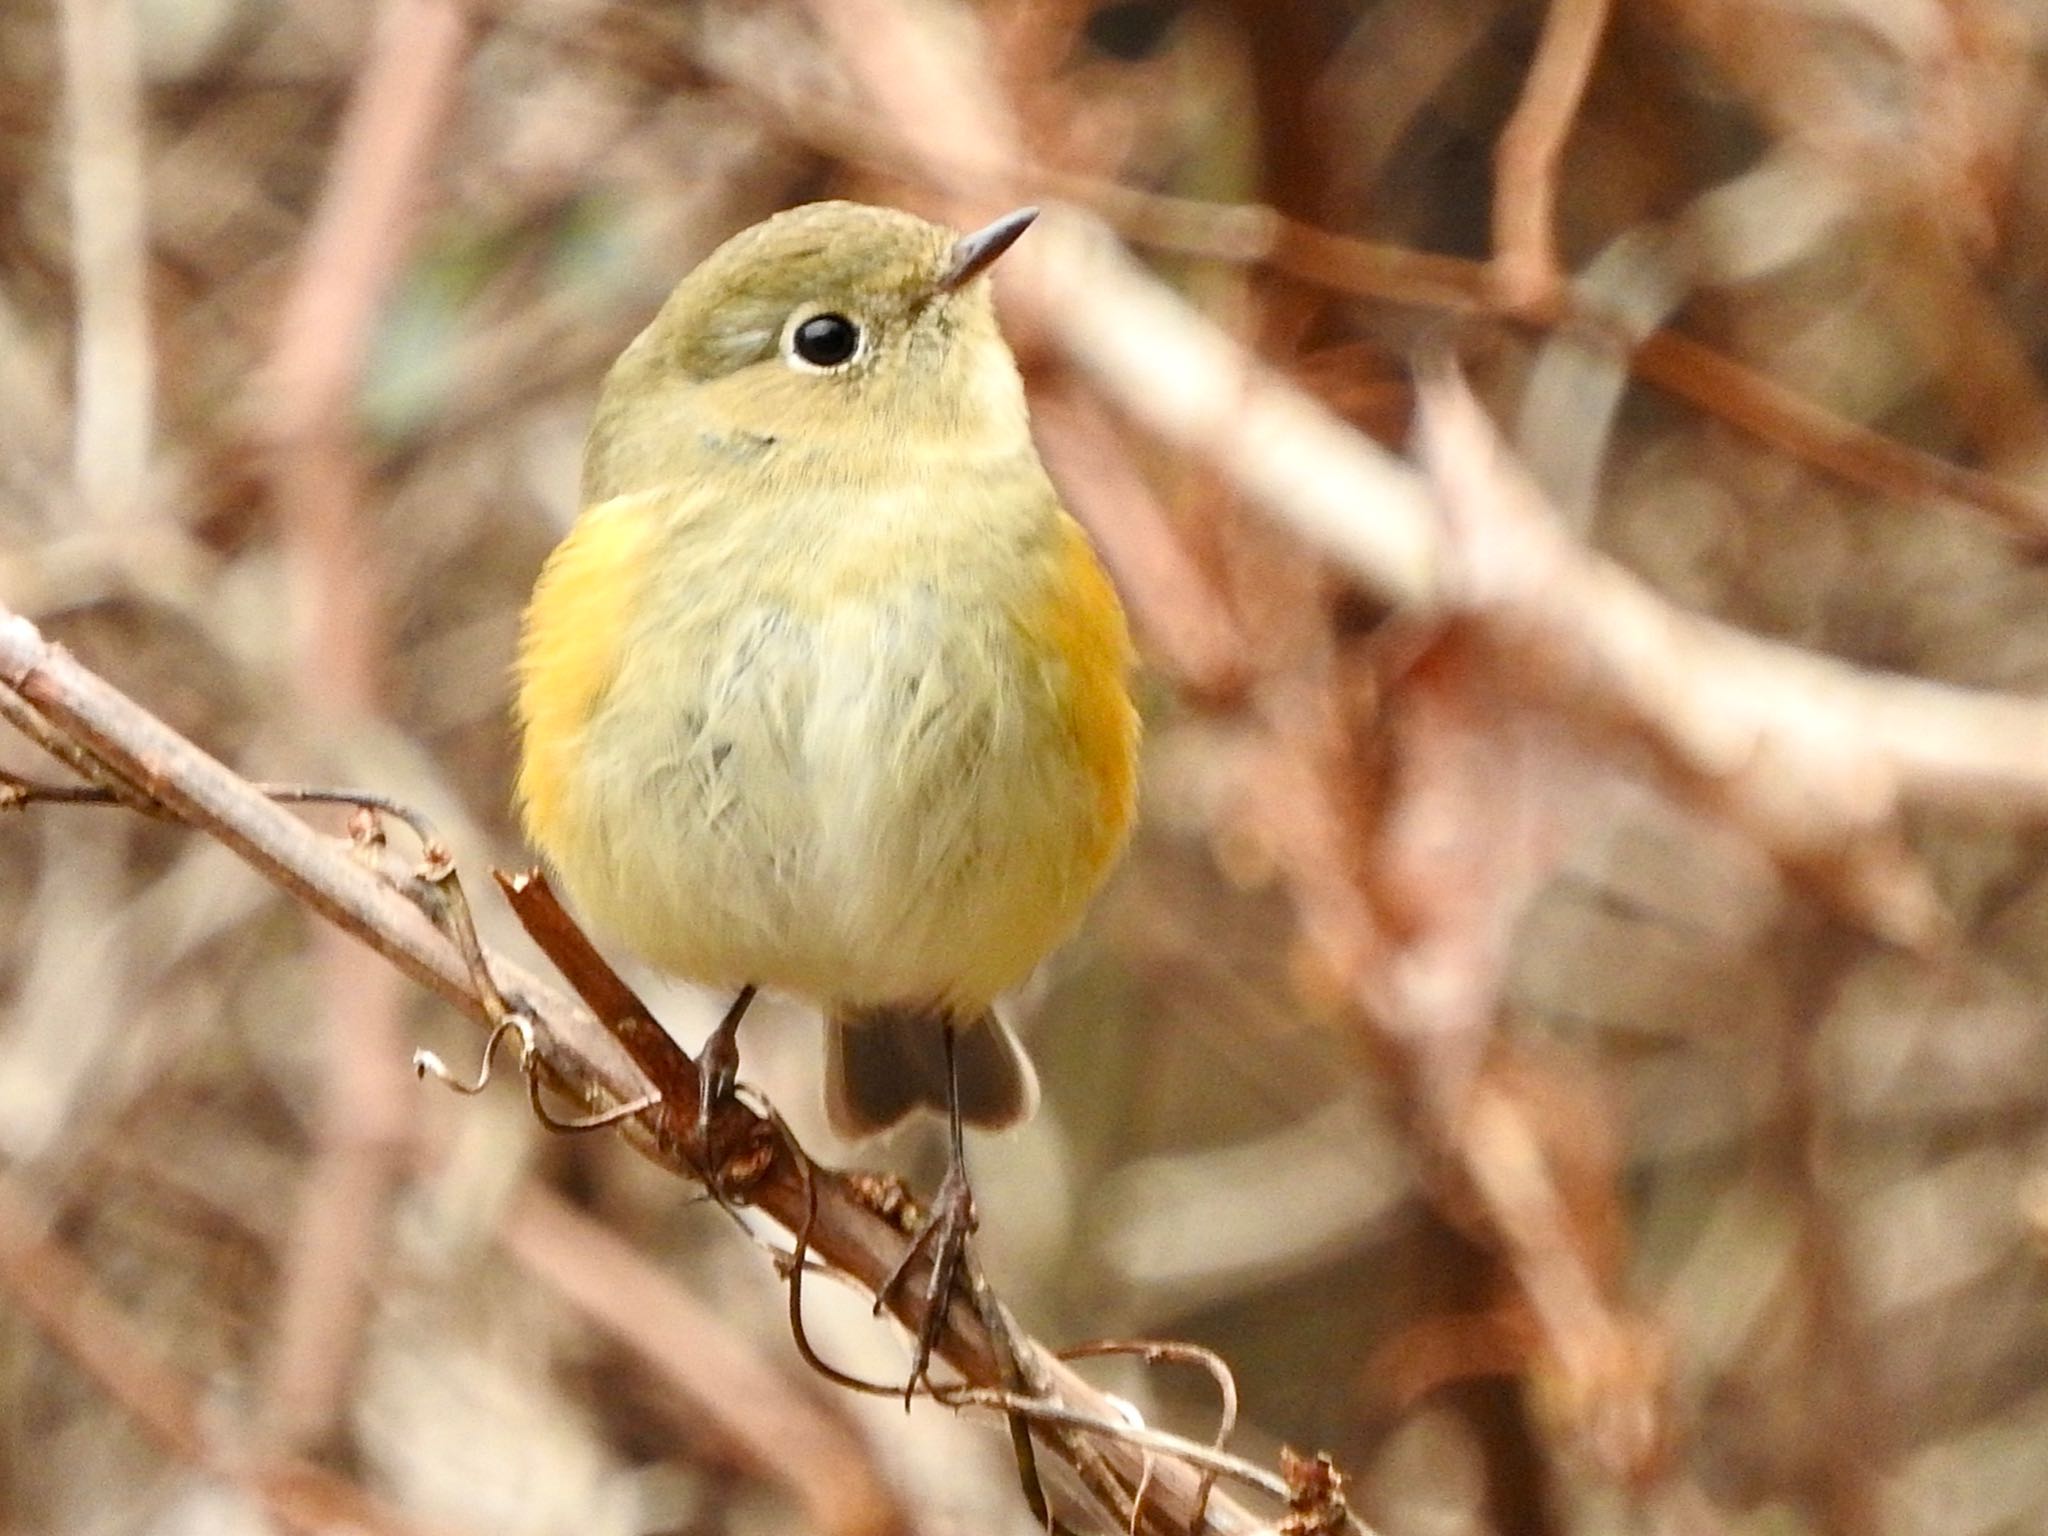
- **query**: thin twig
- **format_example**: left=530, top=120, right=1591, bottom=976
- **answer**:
left=1490, top=0, right=1615, bottom=312
left=264, top=0, right=473, bottom=716
left=937, top=1386, right=1364, bottom=1529
left=59, top=0, right=153, bottom=525
left=0, top=689, right=160, bottom=817
left=1061, top=1339, right=1242, bottom=1531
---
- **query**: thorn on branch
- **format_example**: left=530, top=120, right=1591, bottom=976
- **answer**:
left=346, top=805, right=387, bottom=853
left=846, top=1169, right=921, bottom=1234
left=1278, top=1449, right=1349, bottom=1536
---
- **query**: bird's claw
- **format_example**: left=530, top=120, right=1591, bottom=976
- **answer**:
left=695, top=1025, right=740, bottom=1148
left=873, top=1160, right=977, bottom=1403
left=690, top=985, right=759, bottom=1197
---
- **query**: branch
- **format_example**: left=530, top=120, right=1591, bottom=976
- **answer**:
left=265, top=0, right=471, bottom=716
left=1411, top=363, right=2036, bottom=946
left=0, top=604, right=1335, bottom=1536
left=59, top=0, right=152, bottom=524
left=1490, top=0, right=1614, bottom=312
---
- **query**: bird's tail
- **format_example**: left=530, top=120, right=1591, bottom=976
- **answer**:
left=825, top=1005, right=1039, bottom=1139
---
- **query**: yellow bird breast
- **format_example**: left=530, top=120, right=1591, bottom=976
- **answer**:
left=515, top=473, right=1138, bottom=1014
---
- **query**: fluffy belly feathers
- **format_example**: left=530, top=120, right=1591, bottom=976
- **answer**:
left=517, top=486, right=1136, bottom=1012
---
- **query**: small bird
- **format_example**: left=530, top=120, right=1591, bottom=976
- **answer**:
left=514, top=201, right=1139, bottom=1381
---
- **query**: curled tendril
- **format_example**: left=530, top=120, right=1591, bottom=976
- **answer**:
left=413, top=1013, right=536, bottom=1095
left=415, top=1011, right=660, bottom=1133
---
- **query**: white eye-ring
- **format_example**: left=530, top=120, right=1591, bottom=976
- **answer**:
left=781, top=309, right=865, bottom=372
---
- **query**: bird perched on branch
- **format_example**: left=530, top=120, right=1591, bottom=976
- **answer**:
left=514, top=200, right=1139, bottom=1385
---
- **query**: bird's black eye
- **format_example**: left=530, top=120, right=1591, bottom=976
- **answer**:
left=791, top=312, right=861, bottom=368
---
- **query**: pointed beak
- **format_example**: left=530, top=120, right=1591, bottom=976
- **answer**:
left=934, top=206, right=1039, bottom=294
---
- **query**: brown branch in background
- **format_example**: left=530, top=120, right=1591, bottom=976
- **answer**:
left=0, top=1173, right=444, bottom=1536
left=1490, top=0, right=1614, bottom=313
left=254, top=0, right=475, bottom=1453
left=0, top=603, right=1344, bottom=1536
left=1877, top=205, right=2048, bottom=480
left=502, top=1185, right=911, bottom=1536
left=1302, top=214, right=2048, bottom=546
left=1625, top=0, right=2048, bottom=519
left=58, top=0, right=152, bottom=525
left=1771, top=929, right=1886, bottom=1536
left=264, top=0, right=471, bottom=717
left=1115, top=189, right=2048, bottom=546
left=1409, top=364, right=1969, bottom=950
left=1623, top=324, right=2048, bottom=544
left=1139, top=205, right=2048, bottom=551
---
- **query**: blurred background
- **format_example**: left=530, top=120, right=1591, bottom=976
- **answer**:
left=8, top=0, right=2048, bottom=1533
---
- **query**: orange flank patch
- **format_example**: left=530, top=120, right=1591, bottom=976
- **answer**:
left=515, top=493, right=662, bottom=851
left=1032, top=516, right=1141, bottom=873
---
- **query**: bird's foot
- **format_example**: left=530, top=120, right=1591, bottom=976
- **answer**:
left=695, top=1024, right=739, bottom=1143
left=873, top=1158, right=977, bottom=1403
left=692, top=985, right=756, bottom=1192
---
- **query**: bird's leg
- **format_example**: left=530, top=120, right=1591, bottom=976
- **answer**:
left=695, top=983, right=757, bottom=1154
left=875, top=1020, right=978, bottom=1400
